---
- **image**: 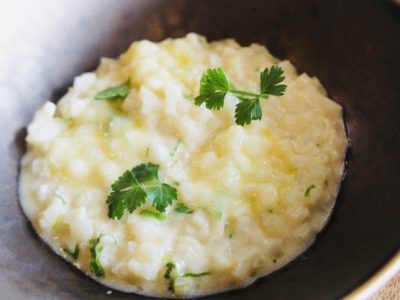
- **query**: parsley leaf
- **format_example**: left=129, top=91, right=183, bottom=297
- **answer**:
left=195, top=68, right=231, bottom=110
left=195, top=65, right=286, bottom=126
left=260, top=65, right=287, bottom=97
left=63, top=244, right=80, bottom=260
left=130, top=162, right=159, bottom=182
left=106, top=163, right=177, bottom=219
left=89, top=235, right=105, bottom=278
left=234, top=97, right=262, bottom=126
left=95, top=80, right=130, bottom=101
left=305, top=184, right=316, bottom=197
left=174, top=202, right=194, bottom=214
left=106, top=170, right=146, bottom=219
left=147, top=183, right=177, bottom=212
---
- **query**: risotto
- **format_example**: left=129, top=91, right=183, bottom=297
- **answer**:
left=19, top=33, right=347, bottom=297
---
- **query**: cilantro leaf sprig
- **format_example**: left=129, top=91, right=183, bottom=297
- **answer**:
left=107, top=163, right=178, bottom=220
left=195, top=65, right=287, bottom=126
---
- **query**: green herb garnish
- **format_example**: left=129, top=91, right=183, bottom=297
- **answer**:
left=139, top=209, right=167, bottom=220
left=195, top=65, right=287, bottom=126
left=163, top=262, right=210, bottom=294
left=95, top=80, right=131, bottom=101
left=164, top=262, right=176, bottom=280
left=89, top=235, right=105, bottom=278
left=63, top=244, right=80, bottom=260
left=182, top=272, right=211, bottom=278
left=107, top=163, right=178, bottom=220
left=304, top=184, right=316, bottom=197
left=54, top=193, right=66, bottom=205
left=164, top=262, right=177, bottom=293
left=174, top=202, right=194, bottom=214
left=169, top=140, right=181, bottom=156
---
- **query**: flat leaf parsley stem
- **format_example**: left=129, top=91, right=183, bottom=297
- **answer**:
left=230, top=89, right=260, bottom=98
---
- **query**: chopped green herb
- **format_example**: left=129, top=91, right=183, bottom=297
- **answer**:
left=164, top=262, right=177, bottom=293
left=145, top=147, right=150, bottom=158
left=195, top=65, right=287, bottom=126
left=324, top=179, right=329, bottom=186
left=54, top=193, right=66, bottom=205
left=173, top=181, right=180, bottom=186
left=164, top=262, right=176, bottom=279
left=95, top=80, right=131, bottom=101
left=89, top=235, right=105, bottom=278
left=316, top=143, right=321, bottom=147
left=63, top=244, right=80, bottom=260
left=139, top=209, right=166, bottom=220
left=305, top=184, right=316, bottom=197
left=163, top=262, right=210, bottom=294
left=106, top=163, right=178, bottom=220
left=169, top=140, right=181, bottom=156
left=174, top=202, right=194, bottom=214
left=228, top=233, right=233, bottom=239
left=182, top=272, right=211, bottom=278
left=268, top=209, right=274, bottom=213
left=52, top=215, right=69, bottom=233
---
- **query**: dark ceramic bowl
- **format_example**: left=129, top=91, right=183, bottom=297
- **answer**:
left=1, top=0, right=400, bottom=299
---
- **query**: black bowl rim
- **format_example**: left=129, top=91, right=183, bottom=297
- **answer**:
left=347, top=0, right=400, bottom=297
left=347, top=252, right=400, bottom=298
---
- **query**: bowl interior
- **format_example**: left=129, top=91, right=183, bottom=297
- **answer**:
left=0, top=0, right=399, bottom=299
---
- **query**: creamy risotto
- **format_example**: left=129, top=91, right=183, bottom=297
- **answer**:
left=19, top=33, right=347, bottom=297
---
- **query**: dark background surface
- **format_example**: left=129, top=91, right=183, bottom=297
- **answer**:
left=0, top=0, right=399, bottom=299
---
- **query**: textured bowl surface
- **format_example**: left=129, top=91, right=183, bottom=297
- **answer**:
left=0, top=0, right=399, bottom=299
